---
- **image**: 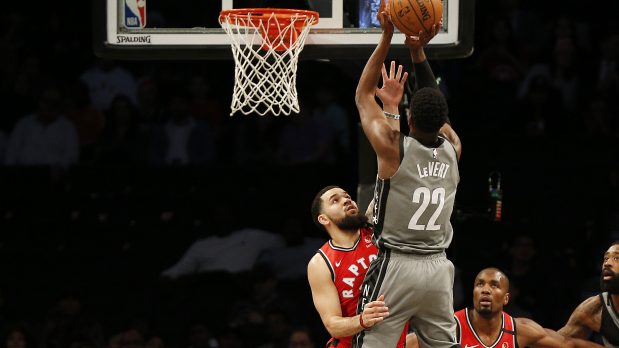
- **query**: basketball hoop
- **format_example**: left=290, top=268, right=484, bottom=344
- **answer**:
left=219, top=8, right=319, bottom=116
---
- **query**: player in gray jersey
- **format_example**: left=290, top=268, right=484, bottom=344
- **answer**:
left=352, top=3, right=461, bottom=348
left=559, top=242, right=619, bottom=347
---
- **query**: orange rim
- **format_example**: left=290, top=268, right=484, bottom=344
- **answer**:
left=219, top=8, right=320, bottom=29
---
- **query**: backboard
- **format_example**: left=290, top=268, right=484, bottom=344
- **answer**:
left=94, top=0, right=475, bottom=60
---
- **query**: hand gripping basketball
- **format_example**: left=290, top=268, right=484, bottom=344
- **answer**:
left=404, top=22, right=442, bottom=48
left=360, top=294, right=390, bottom=329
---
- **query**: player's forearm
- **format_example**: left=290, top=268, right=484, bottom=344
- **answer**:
left=411, top=48, right=438, bottom=90
left=355, top=31, right=393, bottom=120
left=324, top=315, right=365, bottom=338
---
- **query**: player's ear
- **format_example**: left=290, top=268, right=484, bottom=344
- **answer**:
left=504, top=292, right=510, bottom=306
left=318, top=214, right=330, bottom=227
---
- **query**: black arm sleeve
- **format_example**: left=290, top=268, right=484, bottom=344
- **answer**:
left=413, top=59, right=438, bottom=91
left=413, top=59, right=451, bottom=124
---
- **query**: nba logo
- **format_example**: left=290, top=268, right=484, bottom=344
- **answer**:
left=123, top=0, right=146, bottom=29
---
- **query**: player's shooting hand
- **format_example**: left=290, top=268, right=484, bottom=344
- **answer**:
left=376, top=61, right=408, bottom=108
left=361, top=294, right=390, bottom=328
left=377, top=0, right=394, bottom=36
left=404, top=21, right=442, bottom=49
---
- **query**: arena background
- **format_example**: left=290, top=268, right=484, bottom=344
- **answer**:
left=0, top=0, right=618, bottom=347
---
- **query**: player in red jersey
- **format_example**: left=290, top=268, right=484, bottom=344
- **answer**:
left=406, top=268, right=603, bottom=348
left=308, top=185, right=407, bottom=347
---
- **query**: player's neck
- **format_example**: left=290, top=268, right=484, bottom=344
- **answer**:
left=410, top=129, right=439, bottom=147
left=330, top=228, right=361, bottom=249
left=470, top=309, right=503, bottom=343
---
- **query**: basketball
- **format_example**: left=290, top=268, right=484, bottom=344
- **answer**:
left=388, top=0, right=443, bottom=37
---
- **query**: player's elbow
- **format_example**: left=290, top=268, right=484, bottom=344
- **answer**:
left=323, top=318, right=348, bottom=338
left=323, top=322, right=339, bottom=338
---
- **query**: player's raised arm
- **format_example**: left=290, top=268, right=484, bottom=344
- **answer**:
left=405, top=23, right=462, bottom=160
left=516, top=317, right=603, bottom=348
left=307, top=254, right=389, bottom=338
left=405, top=24, right=441, bottom=90
left=354, top=1, right=400, bottom=179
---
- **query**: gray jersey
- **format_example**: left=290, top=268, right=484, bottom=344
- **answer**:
left=372, top=134, right=459, bottom=254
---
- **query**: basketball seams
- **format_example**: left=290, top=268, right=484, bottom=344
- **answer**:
left=411, top=0, right=431, bottom=35
left=391, top=0, right=435, bottom=36
left=390, top=0, right=412, bottom=37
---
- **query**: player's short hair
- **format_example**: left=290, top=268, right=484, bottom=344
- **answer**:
left=410, top=87, right=449, bottom=133
left=311, top=185, right=339, bottom=232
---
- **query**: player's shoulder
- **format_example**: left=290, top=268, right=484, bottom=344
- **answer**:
left=307, top=252, right=330, bottom=277
left=514, top=316, right=540, bottom=328
left=575, top=294, right=603, bottom=317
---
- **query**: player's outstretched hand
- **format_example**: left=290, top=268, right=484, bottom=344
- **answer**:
left=361, top=294, right=390, bottom=328
left=377, top=0, right=394, bottom=36
left=404, top=21, right=442, bottom=49
left=376, top=61, right=408, bottom=108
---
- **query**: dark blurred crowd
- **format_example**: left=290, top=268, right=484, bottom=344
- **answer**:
left=1, top=0, right=619, bottom=347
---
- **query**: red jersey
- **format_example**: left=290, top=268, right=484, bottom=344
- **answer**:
left=455, top=308, right=518, bottom=348
left=318, top=227, right=407, bottom=348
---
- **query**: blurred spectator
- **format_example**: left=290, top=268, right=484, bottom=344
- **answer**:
left=550, top=37, right=584, bottom=116
left=3, top=323, right=34, bottom=348
left=0, top=130, right=6, bottom=164
left=4, top=87, right=79, bottom=167
left=80, top=59, right=137, bottom=112
left=136, top=77, right=164, bottom=125
left=145, top=336, right=164, bottom=348
left=597, top=33, right=619, bottom=94
left=117, top=329, right=144, bottom=348
left=188, top=75, right=225, bottom=128
left=185, top=323, right=218, bottom=348
left=256, top=217, right=323, bottom=281
left=216, top=328, right=242, bottom=348
left=516, top=66, right=564, bottom=135
left=312, top=81, right=350, bottom=157
left=95, top=94, right=146, bottom=165
left=582, top=96, right=613, bottom=138
left=66, top=80, right=106, bottom=163
left=6, top=55, right=43, bottom=126
left=257, top=309, right=292, bottom=348
left=287, top=328, right=315, bottom=348
left=161, top=228, right=285, bottom=278
left=277, top=101, right=335, bottom=165
left=501, top=234, right=545, bottom=322
left=40, top=294, right=104, bottom=348
left=149, top=91, right=215, bottom=166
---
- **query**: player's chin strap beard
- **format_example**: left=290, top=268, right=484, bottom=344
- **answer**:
left=335, top=214, right=369, bottom=230
left=601, top=274, right=619, bottom=294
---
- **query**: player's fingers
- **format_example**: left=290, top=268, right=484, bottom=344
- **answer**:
left=401, top=71, right=409, bottom=84
left=363, top=305, right=389, bottom=317
left=365, top=300, right=386, bottom=309
left=390, top=60, right=396, bottom=79
left=396, top=65, right=404, bottom=81
left=381, top=64, right=388, bottom=85
left=377, top=294, right=385, bottom=302
left=406, top=35, right=420, bottom=44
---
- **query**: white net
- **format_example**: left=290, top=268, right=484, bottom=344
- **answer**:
left=219, top=9, right=318, bottom=116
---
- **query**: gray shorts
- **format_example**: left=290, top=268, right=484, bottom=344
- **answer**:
left=353, top=250, right=459, bottom=348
